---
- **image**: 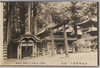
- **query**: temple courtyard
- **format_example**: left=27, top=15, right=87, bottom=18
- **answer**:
left=2, top=51, right=98, bottom=66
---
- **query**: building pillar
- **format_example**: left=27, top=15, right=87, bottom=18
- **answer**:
left=54, top=48, right=57, bottom=54
left=42, top=48, right=45, bottom=56
left=72, top=46, right=75, bottom=53
left=60, top=48, right=63, bottom=54
left=51, top=29, right=55, bottom=56
left=35, top=45, right=37, bottom=57
left=20, top=46, right=22, bottom=59
left=37, top=48, right=40, bottom=56
left=17, top=46, right=20, bottom=59
left=32, top=45, right=34, bottom=58
left=49, top=49, right=52, bottom=55
left=17, top=46, right=19, bottom=59
left=17, top=46, right=22, bottom=59
left=34, top=45, right=37, bottom=57
left=47, top=44, right=50, bottom=55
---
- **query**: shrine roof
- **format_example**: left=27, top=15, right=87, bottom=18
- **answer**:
left=13, top=34, right=44, bottom=43
left=45, top=36, right=77, bottom=41
left=36, top=20, right=70, bottom=36
left=76, top=19, right=97, bottom=28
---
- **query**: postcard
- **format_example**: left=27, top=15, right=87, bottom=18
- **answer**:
left=0, top=1, right=99, bottom=66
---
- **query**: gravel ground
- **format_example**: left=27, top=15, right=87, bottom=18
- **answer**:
left=2, top=51, right=98, bottom=66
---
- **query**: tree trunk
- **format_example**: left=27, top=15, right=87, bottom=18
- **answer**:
left=30, top=3, right=32, bottom=33
left=33, top=19, right=37, bottom=35
left=63, top=24, right=69, bottom=57
left=13, top=6, right=14, bottom=38
left=28, top=3, right=31, bottom=33
left=33, top=5, right=37, bottom=35
left=6, top=3, right=14, bottom=44
left=9, top=11, right=11, bottom=40
left=73, top=24, right=77, bottom=38
left=7, top=16, right=10, bottom=45
left=25, top=3, right=31, bottom=34
left=6, top=3, right=9, bottom=43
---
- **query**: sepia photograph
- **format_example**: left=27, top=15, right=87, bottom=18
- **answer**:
left=0, top=1, right=98, bottom=66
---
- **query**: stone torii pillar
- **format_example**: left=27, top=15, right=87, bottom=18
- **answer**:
left=63, top=24, right=69, bottom=57
left=51, top=29, right=55, bottom=56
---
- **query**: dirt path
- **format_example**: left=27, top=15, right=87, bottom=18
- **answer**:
left=2, top=52, right=98, bottom=66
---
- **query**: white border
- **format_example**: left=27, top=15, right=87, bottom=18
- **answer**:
left=0, top=1, right=99, bottom=68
